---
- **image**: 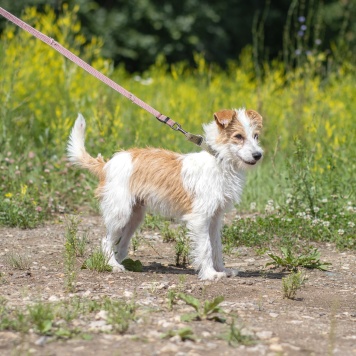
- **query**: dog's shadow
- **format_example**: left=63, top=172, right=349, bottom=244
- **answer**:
left=143, top=263, right=287, bottom=279
left=143, top=262, right=196, bottom=275
left=237, top=270, right=288, bottom=280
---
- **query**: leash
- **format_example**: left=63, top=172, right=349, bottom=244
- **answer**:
left=0, top=7, right=210, bottom=151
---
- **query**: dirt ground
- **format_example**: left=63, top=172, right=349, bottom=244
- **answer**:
left=0, top=214, right=355, bottom=356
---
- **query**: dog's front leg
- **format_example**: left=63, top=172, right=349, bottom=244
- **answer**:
left=209, top=211, right=238, bottom=277
left=101, top=231, right=126, bottom=272
left=186, top=216, right=227, bottom=280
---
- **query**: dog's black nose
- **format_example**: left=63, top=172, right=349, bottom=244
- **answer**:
left=252, top=152, right=262, bottom=161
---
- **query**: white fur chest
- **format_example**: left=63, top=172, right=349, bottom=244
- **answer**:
left=181, top=151, right=245, bottom=216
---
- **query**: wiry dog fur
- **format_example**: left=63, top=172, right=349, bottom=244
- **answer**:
left=67, top=108, right=263, bottom=280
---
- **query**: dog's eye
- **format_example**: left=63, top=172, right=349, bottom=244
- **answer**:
left=235, top=134, right=244, bottom=140
left=254, top=134, right=259, bottom=140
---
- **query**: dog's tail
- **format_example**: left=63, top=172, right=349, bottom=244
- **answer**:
left=67, top=114, right=105, bottom=179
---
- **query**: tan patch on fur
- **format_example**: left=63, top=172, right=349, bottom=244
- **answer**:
left=216, top=116, right=246, bottom=145
left=246, top=109, right=263, bottom=129
left=215, top=109, right=263, bottom=144
left=129, top=148, right=192, bottom=214
left=214, top=109, right=237, bottom=129
left=78, top=152, right=106, bottom=197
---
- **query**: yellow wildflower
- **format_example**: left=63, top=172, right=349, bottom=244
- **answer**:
left=21, top=184, right=28, bottom=197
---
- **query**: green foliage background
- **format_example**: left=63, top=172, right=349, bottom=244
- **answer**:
left=0, top=0, right=355, bottom=71
left=0, top=5, right=355, bottom=245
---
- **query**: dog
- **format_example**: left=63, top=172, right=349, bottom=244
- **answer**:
left=67, top=108, right=263, bottom=280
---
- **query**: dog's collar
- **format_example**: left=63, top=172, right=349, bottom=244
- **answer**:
left=200, top=140, right=219, bottom=157
left=184, top=132, right=218, bottom=157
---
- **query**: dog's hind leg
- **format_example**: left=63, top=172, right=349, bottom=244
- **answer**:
left=102, top=203, right=146, bottom=272
left=114, top=203, right=146, bottom=263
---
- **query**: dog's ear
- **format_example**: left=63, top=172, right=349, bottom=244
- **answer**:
left=214, top=109, right=237, bottom=129
left=246, top=109, right=263, bottom=129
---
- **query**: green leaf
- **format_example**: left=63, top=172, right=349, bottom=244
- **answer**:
left=40, top=320, right=52, bottom=334
left=81, top=333, right=93, bottom=340
left=177, top=293, right=200, bottom=312
left=177, top=327, right=196, bottom=341
left=280, top=247, right=289, bottom=257
left=122, top=258, right=143, bottom=272
left=180, top=312, right=199, bottom=322
left=161, top=327, right=196, bottom=341
left=203, top=295, right=224, bottom=316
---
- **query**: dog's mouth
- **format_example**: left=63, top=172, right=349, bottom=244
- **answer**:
left=242, top=159, right=257, bottom=165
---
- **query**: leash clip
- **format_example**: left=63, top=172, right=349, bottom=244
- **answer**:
left=171, top=122, right=188, bottom=135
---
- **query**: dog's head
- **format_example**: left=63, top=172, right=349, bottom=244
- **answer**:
left=206, top=108, right=263, bottom=167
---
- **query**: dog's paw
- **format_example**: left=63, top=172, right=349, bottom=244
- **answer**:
left=224, top=268, right=239, bottom=277
left=199, top=270, right=227, bottom=281
left=111, top=264, right=126, bottom=273
left=107, top=257, right=126, bottom=273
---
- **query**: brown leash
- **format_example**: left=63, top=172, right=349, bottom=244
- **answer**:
left=0, top=7, right=211, bottom=150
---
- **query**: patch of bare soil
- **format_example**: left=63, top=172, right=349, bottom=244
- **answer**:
left=0, top=215, right=355, bottom=356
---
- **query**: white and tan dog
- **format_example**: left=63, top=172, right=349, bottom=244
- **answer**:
left=67, top=108, right=263, bottom=280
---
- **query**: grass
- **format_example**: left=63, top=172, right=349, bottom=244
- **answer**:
left=282, top=271, right=306, bottom=299
left=3, top=251, right=31, bottom=270
left=82, top=249, right=112, bottom=272
left=0, top=296, right=136, bottom=338
left=222, top=318, right=256, bottom=347
left=175, top=293, right=225, bottom=322
left=64, top=215, right=88, bottom=258
left=162, top=327, right=196, bottom=341
left=64, top=216, right=78, bottom=292
left=267, top=247, right=331, bottom=272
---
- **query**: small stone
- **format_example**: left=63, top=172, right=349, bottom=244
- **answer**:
left=157, top=282, right=169, bottom=290
left=269, top=313, right=279, bottom=318
left=245, top=258, right=256, bottom=263
left=82, top=290, right=91, bottom=297
left=288, top=320, right=303, bottom=324
left=281, top=343, right=301, bottom=351
left=89, top=320, right=112, bottom=331
left=35, top=336, right=48, bottom=346
left=160, top=343, right=179, bottom=353
left=256, top=331, right=273, bottom=340
left=96, top=310, right=108, bottom=320
left=147, top=330, right=162, bottom=340
left=270, top=344, right=283, bottom=352
left=169, top=335, right=181, bottom=343
left=240, top=328, right=254, bottom=337
left=73, top=346, right=85, bottom=352
left=157, top=319, right=173, bottom=328
left=206, top=342, right=217, bottom=349
left=123, top=290, right=133, bottom=298
left=48, top=295, right=59, bottom=302
left=201, top=331, right=211, bottom=338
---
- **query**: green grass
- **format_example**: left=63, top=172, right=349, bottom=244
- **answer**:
left=162, top=327, right=196, bottom=341
left=221, top=319, right=256, bottom=347
left=267, top=247, right=332, bottom=271
left=82, top=249, right=113, bottom=273
left=282, top=271, right=306, bottom=300
left=0, top=297, right=135, bottom=338
left=174, top=293, right=225, bottom=322
left=3, top=251, right=31, bottom=270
